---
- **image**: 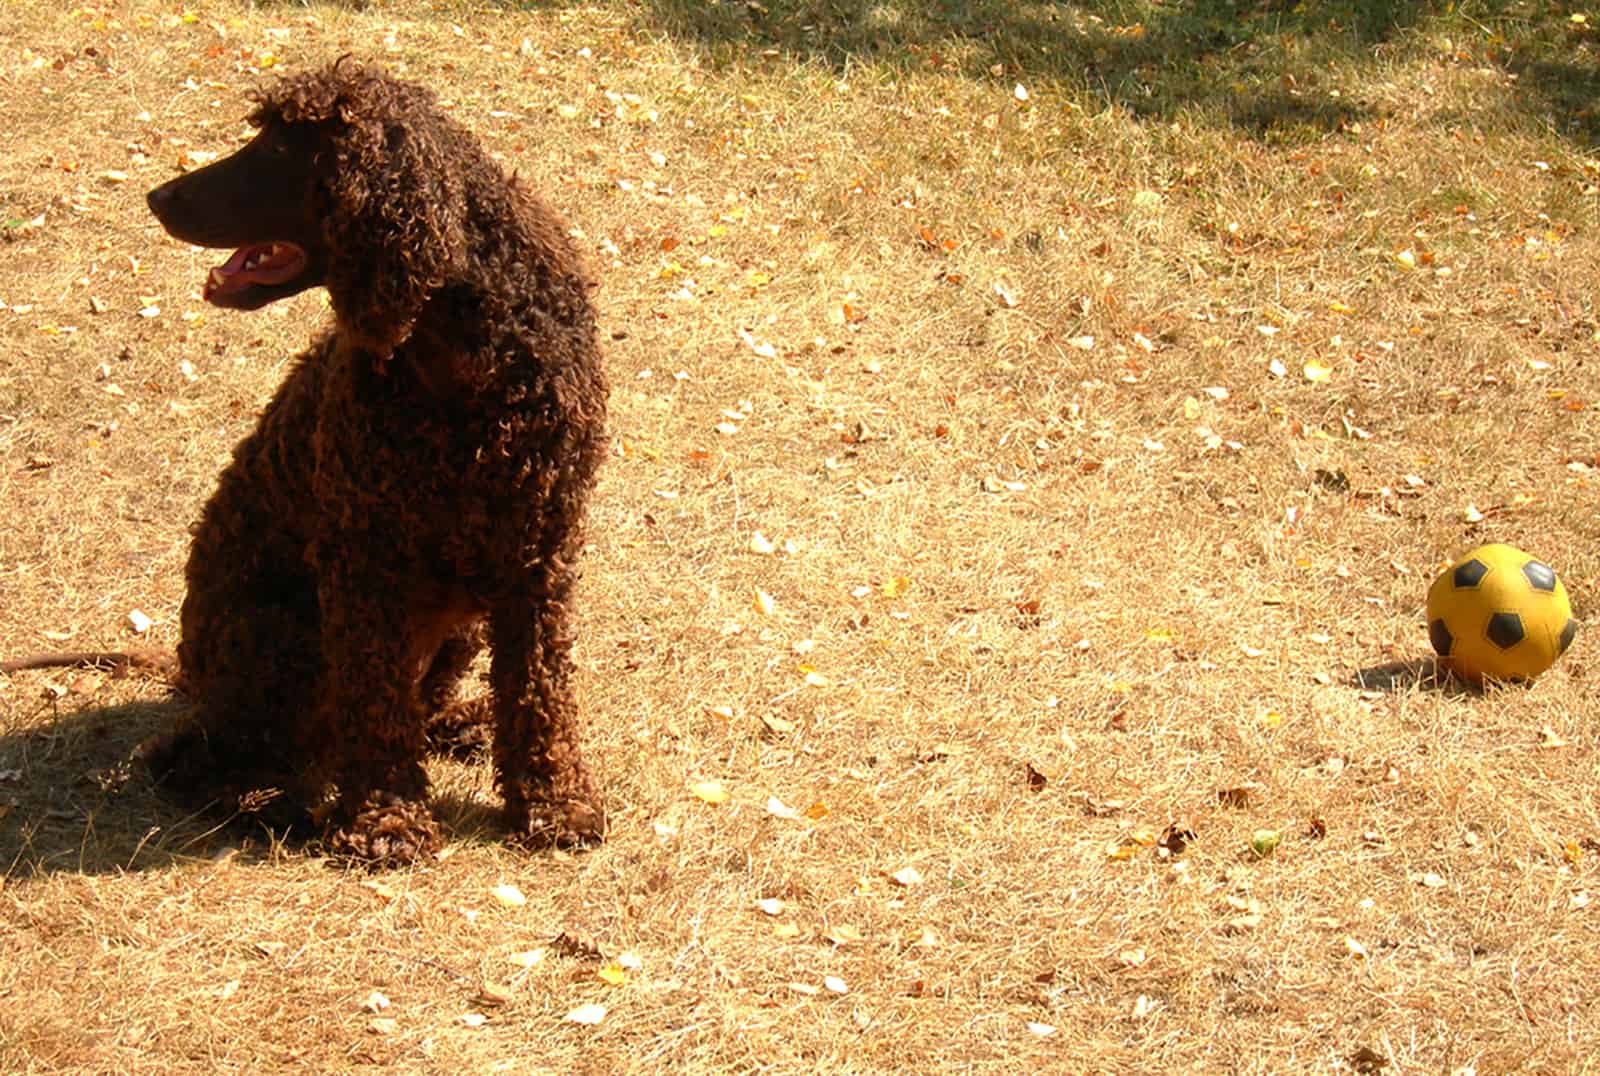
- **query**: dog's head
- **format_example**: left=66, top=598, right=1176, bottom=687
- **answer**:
left=147, top=59, right=468, bottom=358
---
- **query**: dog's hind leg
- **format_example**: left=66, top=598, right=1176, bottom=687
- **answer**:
left=420, top=621, right=493, bottom=758
left=158, top=485, right=326, bottom=814
left=158, top=359, right=330, bottom=814
left=420, top=621, right=486, bottom=712
left=146, top=591, right=327, bottom=832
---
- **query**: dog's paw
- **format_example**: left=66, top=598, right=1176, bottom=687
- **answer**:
left=135, top=722, right=205, bottom=781
left=506, top=794, right=605, bottom=850
left=423, top=697, right=493, bottom=759
left=332, top=796, right=441, bottom=866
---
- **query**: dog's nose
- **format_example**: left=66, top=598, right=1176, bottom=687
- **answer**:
left=146, top=183, right=176, bottom=218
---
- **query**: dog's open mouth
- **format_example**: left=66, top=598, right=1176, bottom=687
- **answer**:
left=204, top=242, right=309, bottom=305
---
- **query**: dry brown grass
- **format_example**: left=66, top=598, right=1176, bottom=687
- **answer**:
left=4, top=1, right=1600, bottom=1071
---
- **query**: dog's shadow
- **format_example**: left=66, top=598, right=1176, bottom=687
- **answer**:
left=0, top=691, right=505, bottom=878
left=0, top=693, right=202, bottom=876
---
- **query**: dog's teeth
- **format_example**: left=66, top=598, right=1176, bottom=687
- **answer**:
left=208, top=268, right=226, bottom=288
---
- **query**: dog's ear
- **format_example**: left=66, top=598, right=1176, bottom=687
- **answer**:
left=320, top=94, right=467, bottom=360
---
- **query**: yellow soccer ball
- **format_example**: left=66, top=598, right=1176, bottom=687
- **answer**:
left=1426, top=543, right=1578, bottom=683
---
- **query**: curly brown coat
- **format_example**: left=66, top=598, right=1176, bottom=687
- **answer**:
left=144, top=59, right=608, bottom=864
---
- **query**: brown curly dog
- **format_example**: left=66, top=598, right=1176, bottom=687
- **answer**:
left=144, top=59, right=608, bottom=865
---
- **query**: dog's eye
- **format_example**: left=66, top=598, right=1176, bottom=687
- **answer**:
left=271, top=127, right=317, bottom=158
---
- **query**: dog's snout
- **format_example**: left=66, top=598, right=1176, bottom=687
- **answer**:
left=146, top=181, right=176, bottom=219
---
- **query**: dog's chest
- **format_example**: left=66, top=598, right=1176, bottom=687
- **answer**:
left=314, top=372, right=548, bottom=507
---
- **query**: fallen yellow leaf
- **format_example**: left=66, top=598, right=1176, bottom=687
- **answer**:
left=761, top=715, right=797, bottom=736
left=689, top=780, right=730, bottom=805
left=800, top=667, right=829, bottom=687
left=766, top=796, right=802, bottom=821
left=823, top=924, right=864, bottom=946
left=491, top=884, right=527, bottom=908
left=565, top=1003, right=607, bottom=1025
left=1106, top=839, right=1139, bottom=861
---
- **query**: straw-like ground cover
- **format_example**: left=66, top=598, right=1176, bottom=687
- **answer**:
left=3, top=1, right=1599, bottom=1071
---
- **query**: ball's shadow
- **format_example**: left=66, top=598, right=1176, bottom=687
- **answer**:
left=1351, top=657, right=1481, bottom=696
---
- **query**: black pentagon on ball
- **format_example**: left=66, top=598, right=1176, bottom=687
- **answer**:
left=1486, top=611, right=1525, bottom=649
left=1452, top=558, right=1489, bottom=589
left=1429, top=618, right=1454, bottom=656
left=1559, top=619, right=1578, bottom=655
left=1522, top=559, right=1557, bottom=592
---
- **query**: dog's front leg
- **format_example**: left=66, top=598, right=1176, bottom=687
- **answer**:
left=490, top=561, right=604, bottom=849
left=315, top=564, right=441, bottom=866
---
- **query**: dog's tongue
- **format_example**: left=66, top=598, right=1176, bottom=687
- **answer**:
left=204, top=242, right=306, bottom=303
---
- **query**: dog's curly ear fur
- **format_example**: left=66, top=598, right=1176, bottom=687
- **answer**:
left=274, top=64, right=467, bottom=358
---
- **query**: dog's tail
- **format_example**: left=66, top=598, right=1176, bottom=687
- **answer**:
left=0, top=648, right=176, bottom=679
